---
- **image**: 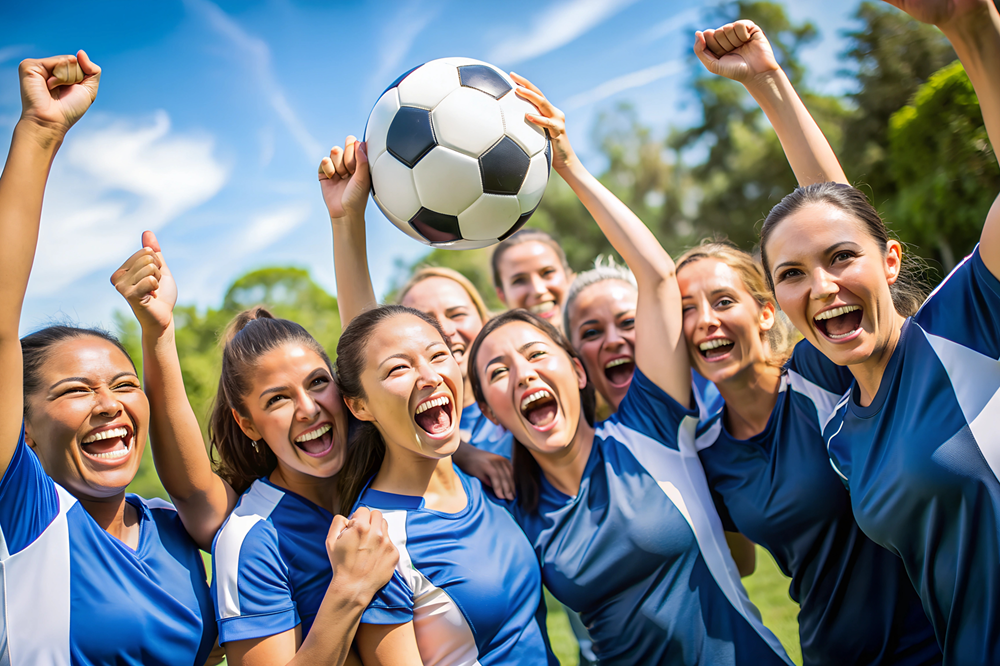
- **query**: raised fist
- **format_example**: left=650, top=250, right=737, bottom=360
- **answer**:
left=694, top=20, right=779, bottom=83
left=19, top=50, right=101, bottom=136
left=111, top=231, right=178, bottom=335
left=319, top=136, right=371, bottom=221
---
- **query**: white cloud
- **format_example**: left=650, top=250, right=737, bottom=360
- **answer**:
left=25, top=111, right=227, bottom=296
left=562, top=59, right=684, bottom=110
left=636, top=7, right=701, bottom=46
left=235, top=202, right=313, bottom=257
left=488, top=0, right=640, bottom=66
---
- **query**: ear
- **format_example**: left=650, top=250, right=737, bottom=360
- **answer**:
left=758, top=301, right=776, bottom=333
left=571, top=356, right=588, bottom=390
left=231, top=407, right=261, bottom=441
left=480, top=400, right=501, bottom=426
left=23, top=422, right=37, bottom=451
left=345, top=395, right=375, bottom=423
left=885, top=240, right=903, bottom=286
left=495, top=286, right=507, bottom=305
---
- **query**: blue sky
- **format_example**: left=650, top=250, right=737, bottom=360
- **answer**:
left=3, top=0, right=862, bottom=335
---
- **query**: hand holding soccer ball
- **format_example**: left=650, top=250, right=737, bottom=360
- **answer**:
left=319, top=136, right=371, bottom=222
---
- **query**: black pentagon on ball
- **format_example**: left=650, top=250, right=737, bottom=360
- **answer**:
left=499, top=207, right=535, bottom=241
left=410, top=208, right=463, bottom=244
left=458, top=65, right=512, bottom=99
left=387, top=106, right=436, bottom=168
left=480, top=137, right=530, bottom=195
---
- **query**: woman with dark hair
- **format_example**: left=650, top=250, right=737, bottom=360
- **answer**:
left=756, top=1, right=1000, bottom=662
left=0, top=52, right=219, bottom=665
left=112, top=234, right=399, bottom=666
left=464, top=75, right=790, bottom=665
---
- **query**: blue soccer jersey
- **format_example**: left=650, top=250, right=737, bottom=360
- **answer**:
left=826, top=247, right=1000, bottom=663
left=459, top=401, right=513, bottom=459
left=212, top=477, right=337, bottom=645
left=357, top=468, right=557, bottom=666
left=0, top=429, right=216, bottom=666
left=697, top=340, right=940, bottom=666
left=512, top=368, right=792, bottom=666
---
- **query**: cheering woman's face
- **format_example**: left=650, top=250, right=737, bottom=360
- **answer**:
left=476, top=320, right=587, bottom=455
left=678, top=258, right=774, bottom=386
left=496, top=241, right=571, bottom=328
left=235, top=342, right=348, bottom=480
left=764, top=202, right=902, bottom=367
left=24, top=336, right=148, bottom=500
left=400, top=277, right=484, bottom=383
left=566, top=280, right=636, bottom=411
left=350, top=314, right=463, bottom=459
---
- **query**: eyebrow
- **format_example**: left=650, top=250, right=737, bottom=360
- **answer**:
left=485, top=341, right=544, bottom=368
left=49, top=371, right=138, bottom=391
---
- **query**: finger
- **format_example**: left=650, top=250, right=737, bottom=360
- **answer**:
left=75, top=50, right=101, bottom=78
left=525, top=114, right=563, bottom=135
left=319, top=156, right=336, bottom=180
left=357, top=140, right=369, bottom=167
left=330, top=514, right=351, bottom=536
left=142, top=230, right=162, bottom=254
left=344, top=135, right=358, bottom=175
left=514, top=86, right=560, bottom=119
left=733, top=20, right=754, bottom=45
left=350, top=506, right=372, bottom=522
left=494, top=464, right=515, bottom=500
left=703, top=29, right=726, bottom=58
left=367, top=508, right=384, bottom=535
left=509, top=72, right=543, bottom=97
left=694, top=31, right=718, bottom=67
left=47, top=55, right=84, bottom=90
left=716, top=25, right=740, bottom=53
left=129, top=262, right=162, bottom=289
left=331, top=146, right=349, bottom=179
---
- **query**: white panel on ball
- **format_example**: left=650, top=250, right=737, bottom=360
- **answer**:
left=364, top=87, right=400, bottom=165
left=397, top=61, right=461, bottom=110
left=498, top=91, right=547, bottom=157
left=371, top=152, right=422, bottom=221
left=458, top=194, right=523, bottom=241
left=411, top=146, right=483, bottom=216
left=431, top=87, right=505, bottom=158
left=517, top=152, right=549, bottom=213
left=372, top=192, right=426, bottom=243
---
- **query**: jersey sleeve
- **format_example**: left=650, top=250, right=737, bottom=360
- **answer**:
left=212, top=520, right=300, bottom=644
left=0, top=425, right=60, bottom=556
left=787, top=339, right=855, bottom=396
left=915, top=246, right=1000, bottom=359
left=360, top=570, right=414, bottom=625
left=614, top=367, right=699, bottom=450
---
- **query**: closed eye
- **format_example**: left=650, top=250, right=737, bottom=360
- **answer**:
left=266, top=394, right=285, bottom=407
left=528, top=350, right=547, bottom=360
left=620, top=317, right=635, bottom=329
left=580, top=328, right=601, bottom=341
left=489, top=365, right=508, bottom=381
left=112, top=381, right=140, bottom=391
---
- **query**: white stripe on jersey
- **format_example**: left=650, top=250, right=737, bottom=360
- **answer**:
left=786, top=369, right=845, bottom=434
left=600, top=418, right=794, bottom=666
left=215, top=481, right=286, bottom=619
left=1, top=484, right=76, bottom=665
left=382, top=510, right=482, bottom=666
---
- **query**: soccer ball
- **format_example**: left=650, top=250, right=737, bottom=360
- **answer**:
left=365, top=57, right=551, bottom=250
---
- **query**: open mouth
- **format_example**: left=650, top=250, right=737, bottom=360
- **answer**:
left=414, top=394, right=454, bottom=437
left=81, top=426, right=133, bottom=463
left=294, top=422, right=335, bottom=457
left=520, top=388, right=558, bottom=429
left=604, top=357, right=635, bottom=387
left=814, top=305, right=863, bottom=341
left=451, top=343, right=466, bottom=363
left=529, top=301, right=556, bottom=318
left=698, top=338, right=734, bottom=361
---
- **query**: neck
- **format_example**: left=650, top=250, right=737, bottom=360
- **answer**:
left=850, top=313, right=906, bottom=407
left=78, top=491, right=137, bottom=544
left=374, top=439, right=466, bottom=513
left=534, top=417, right=596, bottom=498
left=270, top=465, right=341, bottom=515
left=716, top=360, right=784, bottom=440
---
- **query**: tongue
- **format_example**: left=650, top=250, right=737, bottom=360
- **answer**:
left=83, top=437, right=126, bottom=455
left=299, top=432, right=330, bottom=454
left=605, top=362, right=634, bottom=386
left=526, top=401, right=557, bottom=426
left=704, top=344, right=732, bottom=359
left=826, top=310, right=862, bottom=337
left=415, top=405, right=451, bottom=435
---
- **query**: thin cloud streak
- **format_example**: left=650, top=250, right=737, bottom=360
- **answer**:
left=489, top=0, right=641, bottom=66
left=637, top=7, right=701, bottom=45
left=367, top=0, right=439, bottom=98
left=562, top=59, right=684, bottom=110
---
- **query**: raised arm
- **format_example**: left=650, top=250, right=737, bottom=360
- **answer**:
left=0, top=52, right=100, bottom=478
left=112, top=232, right=237, bottom=549
left=513, top=74, right=690, bottom=405
left=694, top=20, right=847, bottom=187
left=320, top=138, right=378, bottom=328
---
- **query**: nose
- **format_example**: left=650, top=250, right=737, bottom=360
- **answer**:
left=511, top=354, right=539, bottom=388
left=294, top=388, right=321, bottom=422
left=438, top=316, right=458, bottom=340
left=603, top=325, right=625, bottom=350
left=93, top=387, right=122, bottom=418
left=809, top=267, right=838, bottom=301
left=528, top=274, right=549, bottom=298
left=415, top=359, right=443, bottom=390
left=696, top=302, right=720, bottom=331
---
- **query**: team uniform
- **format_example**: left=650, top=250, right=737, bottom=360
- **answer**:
left=696, top=340, right=940, bottom=665
left=0, top=428, right=217, bottom=666
left=459, top=401, right=513, bottom=459
left=356, top=468, right=557, bottom=666
left=212, top=477, right=336, bottom=645
left=826, top=246, right=1000, bottom=663
left=511, top=368, right=792, bottom=666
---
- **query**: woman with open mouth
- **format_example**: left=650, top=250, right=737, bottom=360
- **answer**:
left=491, top=227, right=574, bottom=333
left=0, top=52, right=220, bottom=665
left=322, top=139, right=556, bottom=666
left=466, top=75, right=792, bottom=666
left=758, top=1, right=1000, bottom=662
left=674, top=19, right=941, bottom=666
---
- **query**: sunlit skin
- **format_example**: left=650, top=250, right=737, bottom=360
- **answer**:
left=496, top=242, right=572, bottom=329
left=567, top=280, right=637, bottom=411
left=400, top=277, right=484, bottom=408
left=24, top=336, right=148, bottom=502
left=233, top=343, right=349, bottom=502
left=765, top=202, right=904, bottom=404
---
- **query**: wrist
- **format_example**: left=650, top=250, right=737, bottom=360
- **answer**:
left=140, top=318, right=175, bottom=345
left=14, top=118, right=65, bottom=153
left=743, top=68, right=788, bottom=97
left=329, top=570, right=378, bottom=609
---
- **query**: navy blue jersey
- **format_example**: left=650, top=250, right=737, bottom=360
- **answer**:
left=460, top=401, right=513, bottom=459
left=357, top=468, right=556, bottom=666
left=512, top=368, right=792, bottom=666
left=826, top=247, right=1000, bottom=663
left=0, top=428, right=216, bottom=665
left=697, top=341, right=940, bottom=665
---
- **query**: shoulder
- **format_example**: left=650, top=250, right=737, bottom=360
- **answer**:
left=213, top=481, right=285, bottom=568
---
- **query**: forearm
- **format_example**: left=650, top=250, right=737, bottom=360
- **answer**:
left=943, top=4, right=1000, bottom=164
left=743, top=69, right=847, bottom=186
left=331, top=213, right=378, bottom=328
left=287, top=576, right=371, bottom=666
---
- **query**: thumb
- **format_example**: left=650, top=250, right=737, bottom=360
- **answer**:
left=142, top=230, right=161, bottom=253
left=693, top=32, right=718, bottom=69
left=354, top=141, right=371, bottom=186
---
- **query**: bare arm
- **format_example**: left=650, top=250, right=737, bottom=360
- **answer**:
left=0, top=52, right=100, bottom=478
left=725, top=532, right=757, bottom=577
left=694, top=20, right=847, bottom=187
left=356, top=622, right=424, bottom=666
left=319, top=138, right=378, bottom=328
left=112, top=232, right=236, bottom=549
left=513, top=74, right=691, bottom=405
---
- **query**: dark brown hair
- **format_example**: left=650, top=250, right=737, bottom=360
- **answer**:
left=335, top=305, right=451, bottom=515
left=760, top=183, right=928, bottom=317
left=209, top=307, right=333, bottom=495
left=491, top=228, right=572, bottom=294
left=468, top=309, right=596, bottom=513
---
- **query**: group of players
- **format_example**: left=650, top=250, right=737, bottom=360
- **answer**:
left=2, top=0, right=999, bottom=664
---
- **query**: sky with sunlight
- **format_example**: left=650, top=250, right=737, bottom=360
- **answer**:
left=2, top=0, right=863, bottom=335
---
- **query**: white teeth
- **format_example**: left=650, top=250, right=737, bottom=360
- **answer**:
left=415, top=396, right=451, bottom=415
left=529, top=301, right=555, bottom=314
left=90, top=447, right=130, bottom=460
left=82, top=427, right=128, bottom=444
left=605, top=357, right=633, bottom=369
left=699, top=339, right=733, bottom=351
left=520, top=389, right=553, bottom=411
left=814, top=305, right=861, bottom=321
left=827, top=329, right=860, bottom=340
left=296, top=423, right=332, bottom=443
